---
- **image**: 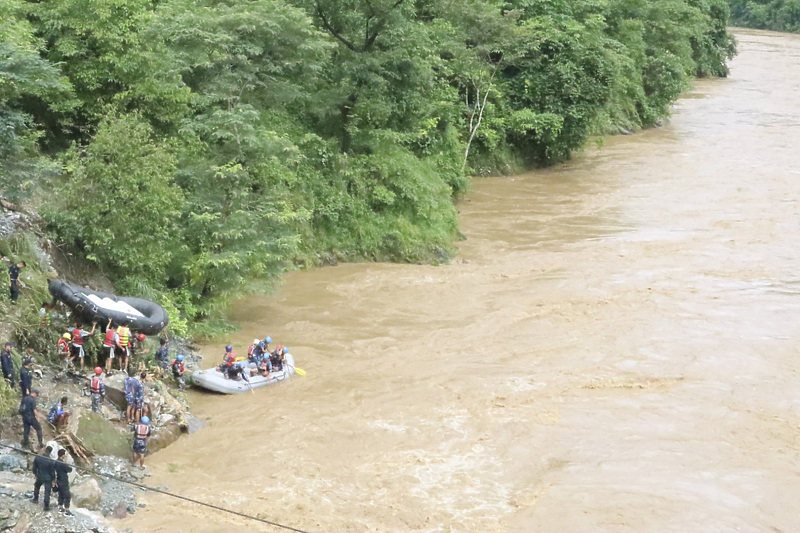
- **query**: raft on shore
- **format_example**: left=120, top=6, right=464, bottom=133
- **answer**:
left=191, top=354, right=296, bottom=394
left=48, top=279, right=169, bottom=335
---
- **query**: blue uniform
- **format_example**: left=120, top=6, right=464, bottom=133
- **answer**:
left=1, top=349, right=14, bottom=386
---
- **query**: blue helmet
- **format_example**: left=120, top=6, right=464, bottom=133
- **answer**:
left=225, top=345, right=233, bottom=352
left=177, top=354, right=185, bottom=361
left=282, top=346, right=289, bottom=354
left=141, top=416, right=150, bottom=425
left=265, top=336, right=272, bottom=344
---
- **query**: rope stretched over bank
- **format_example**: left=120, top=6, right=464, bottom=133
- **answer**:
left=0, top=442, right=316, bottom=533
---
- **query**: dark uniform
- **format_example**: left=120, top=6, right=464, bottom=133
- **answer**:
left=32, top=452, right=56, bottom=509
left=55, top=459, right=73, bottom=510
left=8, top=264, right=20, bottom=302
left=19, top=365, right=32, bottom=396
left=0, top=348, right=14, bottom=386
left=19, top=394, right=43, bottom=447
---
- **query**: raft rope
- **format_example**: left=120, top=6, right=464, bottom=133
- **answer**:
left=0, top=442, right=316, bottom=533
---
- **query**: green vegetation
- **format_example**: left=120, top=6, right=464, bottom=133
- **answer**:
left=728, top=0, right=800, bottom=31
left=1, top=0, right=735, bottom=334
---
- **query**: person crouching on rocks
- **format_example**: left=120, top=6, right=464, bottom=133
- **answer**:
left=47, top=396, right=70, bottom=432
left=170, top=354, right=186, bottom=391
left=132, top=415, right=151, bottom=468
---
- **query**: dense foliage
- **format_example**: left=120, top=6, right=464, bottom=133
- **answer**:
left=0, top=0, right=735, bottom=333
left=728, top=0, right=800, bottom=31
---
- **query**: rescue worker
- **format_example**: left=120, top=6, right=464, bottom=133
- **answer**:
left=1, top=341, right=14, bottom=387
left=132, top=416, right=151, bottom=468
left=55, top=448, right=73, bottom=516
left=102, top=318, right=118, bottom=375
left=8, top=260, right=25, bottom=302
left=246, top=339, right=259, bottom=361
left=270, top=345, right=288, bottom=372
left=155, top=338, right=169, bottom=370
left=124, top=373, right=137, bottom=422
left=31, top=445, right=55, bottom=510
left=71, top=321, right=96, bottom=370
left=116, top=321, right=132, bottom=372
left=47, top=396, right=70, bottom=431
left=39, top=301, right=51, bottom=327
left=258, top=352, right=272, bottom=377
left=19, top=389, right=43, bottom=449
left=19, top=357, right=33, bottom=396
left=88, top=367, right=105, bottom=413
left=227, top=361, right=250, bottom=383
left=170, top=355, right=185, bottom=390
left=133, top=372, right=147, bottom=421
left=57, top=333, right=72, bottom=368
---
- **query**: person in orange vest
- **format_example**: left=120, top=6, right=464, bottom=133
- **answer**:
left=71, top=322, right=96, bottom=370
left=87, top=367, right=105, bottom=413
left=116, top=321, right=131, bottom=373
left=57, top=333, right=72, bottom=368
left=102, top=318, right=118, bottom=375
left=131, top=416, right=151, bottom=468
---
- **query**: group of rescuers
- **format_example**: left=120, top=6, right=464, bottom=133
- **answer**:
left=218, top=336, right=291, bottom=382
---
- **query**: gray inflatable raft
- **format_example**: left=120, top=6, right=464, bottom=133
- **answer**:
left=191, top=354, right=296, bottom=394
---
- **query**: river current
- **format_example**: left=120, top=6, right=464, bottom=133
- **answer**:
left=125, top=29, right=800, bottom=533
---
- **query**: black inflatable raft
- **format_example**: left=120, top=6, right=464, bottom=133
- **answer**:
left=48, top=279, right=169, bottom=335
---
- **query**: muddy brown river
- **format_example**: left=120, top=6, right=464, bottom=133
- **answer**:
left=125, top=29, right=800, bottom=532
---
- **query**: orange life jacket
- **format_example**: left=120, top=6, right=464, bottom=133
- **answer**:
left=72, top=328, right=84, bottom=345
left=90, top=376, right=102, bottom=394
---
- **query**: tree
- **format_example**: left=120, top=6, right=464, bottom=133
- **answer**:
left=46, top=113, right=184, bottom=292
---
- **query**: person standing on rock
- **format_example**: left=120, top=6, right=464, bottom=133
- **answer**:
left=155, top=338, right=169, bottom=371
left=1, top=341, right=15, bottom=387
left=19, top=388, right=43, bottom=449
left=55, top=448, right=74, bottom=516
left=57, top=332, right=72, bottom=368
left=8, top=260, right=25, bottom=302
left=19, top=357, right=33, bottom=396
left=132, top=415, right=151, bottom=468
left=124, top=373, right=136, bottom=422
left=31, top=444, right=56, bottom=510
left=71, top=321, right=96, bottom=371
left=116, top=321, right=132, bottom=372
left=102, top=318, right=119, bottom=375
left=88, top=367, right=105, bottom=413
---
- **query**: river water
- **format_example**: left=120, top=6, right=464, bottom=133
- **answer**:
left=125, top=29, right=800, bottom=533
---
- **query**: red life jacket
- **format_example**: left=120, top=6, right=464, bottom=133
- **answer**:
left=90, top=377, right=102, bottom=394
left=247, top=345, right=254, bottom=358
left=103, top=328, right=116, bottom=347
left=135, top=424, right=149, bottom=440
left=72, top=329, right=84, bottom=346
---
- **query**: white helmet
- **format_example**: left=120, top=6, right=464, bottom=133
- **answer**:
left=252, top=338, right=260, bottom=345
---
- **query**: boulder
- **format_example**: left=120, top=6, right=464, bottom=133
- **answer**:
left=0, top=453, right=26, bottom=473
left=72, top=477, right=102, bottom=510
left=76, top=412, right=131, bottom=458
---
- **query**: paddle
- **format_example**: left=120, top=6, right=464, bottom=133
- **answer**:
left=286, top=363, right=306, bottom=376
